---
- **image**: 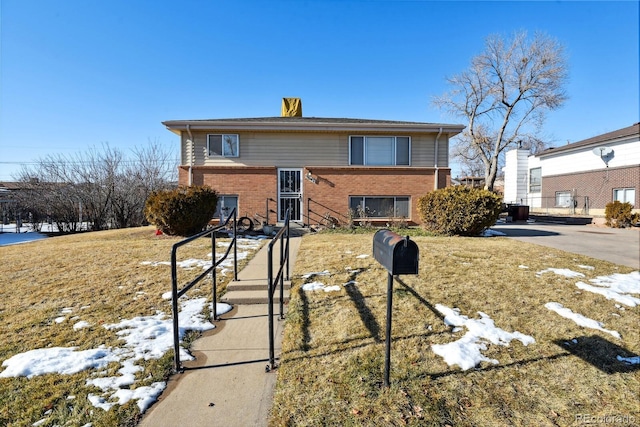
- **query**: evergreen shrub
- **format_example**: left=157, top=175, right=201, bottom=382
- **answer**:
left=417, top=186, right=503, bottom=236
left=144, top=186, right=218, bottom=236
left=605, top=201, right=638, bottom=228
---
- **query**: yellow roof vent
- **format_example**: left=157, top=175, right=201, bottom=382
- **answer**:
left=281, top=98, right=302, bottom=117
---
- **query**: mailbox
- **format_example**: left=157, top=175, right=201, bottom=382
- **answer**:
left=373, top=229, right=419, bottom=275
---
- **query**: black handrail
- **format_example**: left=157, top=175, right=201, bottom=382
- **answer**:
left=170, top=208, right=238, bottom=372
left=267, top=208, right=290, bottom=371
left=306, top=197, right=349, bottom=227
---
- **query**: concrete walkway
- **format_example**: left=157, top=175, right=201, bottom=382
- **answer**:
left=138, top=233, right=303, bottom=427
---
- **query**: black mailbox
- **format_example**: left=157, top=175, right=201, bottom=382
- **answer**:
left=373, top=229, right=419, bottom=275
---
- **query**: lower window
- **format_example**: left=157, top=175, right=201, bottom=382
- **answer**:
left=214, top=195, right=238, bottom=220
left=613, top=188, right=635, bottom=206
left=349, top=196, right=410, bottom=218
left=555, top=191, right=572, bottom=208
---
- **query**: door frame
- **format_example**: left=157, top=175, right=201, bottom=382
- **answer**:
left=277, top=168, right=303, bottom=222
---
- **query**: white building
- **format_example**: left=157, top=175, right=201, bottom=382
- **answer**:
left=503, top=123, right=639, bottom=217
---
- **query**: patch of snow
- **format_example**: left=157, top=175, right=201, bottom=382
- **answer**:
left=544, top=302, right=621, bottom=339
left=54, top=317, right=66, bottom=324
left=302, top=270, right=331, bottom=279
left=536, top=268, right=585, bottom=278
left=519, top=265, right=529, bottom=269
left=431, top=305, right=535, bottom=371
left=73, top=321, right=91, bottom=330
left=574, top=272, right=640, bottom=307
left=302, top=281, right=326, bottom=291
left=355, top=254, right=369, bottom=259
left=481, top=229, right=506, bottom=237
left=577, top=265, right=595, bottom=270
left=617, top=355, right=640, bottom=365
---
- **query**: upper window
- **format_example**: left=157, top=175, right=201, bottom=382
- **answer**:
left=529, top=167, right=541, bottom=193
left=613, top=188, right=635, bottom=206
left=349, top=136, right=410, bottom=166
left=207, top=134, right=239, bottom=157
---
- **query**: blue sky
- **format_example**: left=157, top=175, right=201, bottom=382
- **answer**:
left=1, top=0, right=638, bottom=180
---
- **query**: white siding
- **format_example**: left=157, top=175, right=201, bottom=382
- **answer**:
left=503, top=149, right=529, bottom=204
left=526, top=156, right=542, bottom=208
left=540, top=138, right=640, bottom=176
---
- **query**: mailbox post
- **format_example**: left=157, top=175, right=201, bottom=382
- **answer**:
left=372, top=229, right=419, bottom=387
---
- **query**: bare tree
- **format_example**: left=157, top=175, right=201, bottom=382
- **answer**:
left=15, top=141, right=177, bottom=232
left=434, top=31, right=568, bottom=191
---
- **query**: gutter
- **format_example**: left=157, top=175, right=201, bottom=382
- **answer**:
left=186, top=124, right=194, bottom=186
left=434, top=127, right=442, bottom=190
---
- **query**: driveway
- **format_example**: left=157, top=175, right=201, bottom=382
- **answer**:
left=492, top=222, right=640, bottom=270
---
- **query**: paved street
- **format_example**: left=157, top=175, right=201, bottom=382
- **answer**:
left=493, top=222, right=640, bottom=270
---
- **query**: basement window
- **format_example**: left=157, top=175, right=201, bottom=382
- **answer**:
left=349, top=196, right=410, bottom=218
left=207, top=134, right=239, bottom=157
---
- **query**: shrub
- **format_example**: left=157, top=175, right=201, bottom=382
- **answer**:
left=144, top=186, right=218, bottom=236
left=417, top=186, right=503, bottom=236
left=605, top=201, right=637, bottom=228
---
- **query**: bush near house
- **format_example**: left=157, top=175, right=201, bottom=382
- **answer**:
left=417, top=186, right=502, bottom=236
left=144, top=185, right=218, bottom=236
left=605, top=201, right=639, bottom=228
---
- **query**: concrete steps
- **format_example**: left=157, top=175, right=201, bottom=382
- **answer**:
left=222, top=279, right=291, bottom=304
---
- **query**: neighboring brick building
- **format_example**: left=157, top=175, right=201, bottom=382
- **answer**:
left=162, top=100, right=464, bottom=226
left=504, top=123, right=640, bottom=217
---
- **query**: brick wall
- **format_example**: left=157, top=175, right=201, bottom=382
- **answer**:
left=542, top=165, right=639, bottom=209
left=179, top=166, right=447, bottom=225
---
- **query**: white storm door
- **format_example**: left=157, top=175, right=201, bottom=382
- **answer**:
left=278, top=168, right=302, bottom=222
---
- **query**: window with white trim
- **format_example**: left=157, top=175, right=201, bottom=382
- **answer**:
left=555, top=191, right=572, bottom=208
left=613, top=188, right=635, bottom=206
left=349, top=196, right=410, bottom=218
left=207, top=134, right=239, bottom=157
left=349, top=136, right=410, bottom=166
left=529, top=167, right=541, bottom=193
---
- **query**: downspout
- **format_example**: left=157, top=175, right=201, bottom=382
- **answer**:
left=434, top=127, right=443, bottom=190
left=186, top=124, right=194, bottom=186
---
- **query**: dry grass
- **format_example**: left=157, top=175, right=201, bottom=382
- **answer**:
left=0, top=227, right=260, bottom=427
left=271, top=233, right=639, bottom=426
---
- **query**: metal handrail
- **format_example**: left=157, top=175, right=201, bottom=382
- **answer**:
left=306, top=197, right=348, bottom=227
left=267, top=208, right=290, bottom=371
left=170, top=208, right=238, bottom=372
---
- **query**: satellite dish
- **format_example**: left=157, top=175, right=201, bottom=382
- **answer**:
left=592, top=146, right=613, bottom=156
left=592, top=146, right=614, bottom=167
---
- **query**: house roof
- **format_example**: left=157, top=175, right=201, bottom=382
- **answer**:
left=537, top=122, right=640, bottom=157
left=162, top=116, right=465, bottom=135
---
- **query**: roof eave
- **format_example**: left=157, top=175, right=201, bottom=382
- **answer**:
left=162, top=119, right=465, bottom=135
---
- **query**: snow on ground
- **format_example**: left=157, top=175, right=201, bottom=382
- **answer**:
left=431, top=304, right=535, bottom=370
left=300, top=264, right=638, bottom=372
left=544, top=302, right=621, bottom=339
left=537, top=268, right=585, bottom=278
left=482, top=229, right=506, bottom=237
left=0, top=236, right=262, bottom=418
left=575, top=271, right=640, bottom=307
left=141, top=237, right=264, bottom=276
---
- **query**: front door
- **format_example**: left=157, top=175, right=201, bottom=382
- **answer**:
left=278, top=168, right=302, bottom=222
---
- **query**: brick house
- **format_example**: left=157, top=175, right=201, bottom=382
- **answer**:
left=162, top=100, right=464, bottom=226
left=503, top=123, right=640, bottom=217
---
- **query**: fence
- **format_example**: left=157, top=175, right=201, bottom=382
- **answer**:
left=523, top=195, right=591, bottom=216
